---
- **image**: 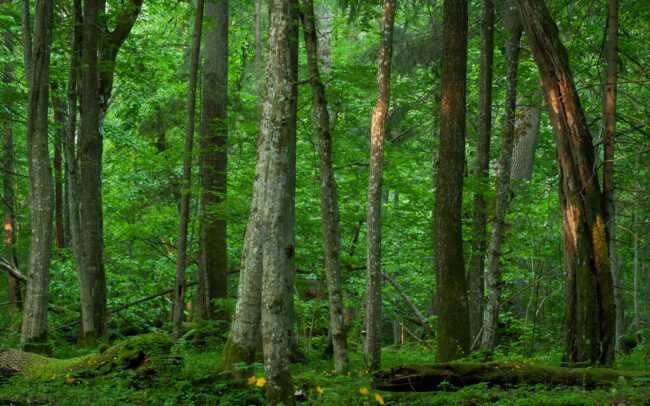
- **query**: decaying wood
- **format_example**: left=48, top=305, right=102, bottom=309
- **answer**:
left=372, top=362, right=650, bottom=392
left=0, top=333, right=178, bottom=379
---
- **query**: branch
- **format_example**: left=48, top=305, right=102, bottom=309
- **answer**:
left=382, top=272, right=435, bottom=340
left=0, top=258, right=26, bottom=282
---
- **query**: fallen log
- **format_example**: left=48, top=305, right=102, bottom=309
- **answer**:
left=0, top=333, right=179, bottom=379
left=372, top=362, right=650, bottom=392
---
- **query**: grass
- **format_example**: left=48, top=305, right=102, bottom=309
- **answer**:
left=1, top=336, right=650, bottom=405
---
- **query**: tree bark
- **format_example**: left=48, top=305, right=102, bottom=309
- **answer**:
left=518, top=0, right=616, bottom=366
left=197, top=0, right=229, bottom=322
left=602, top=0, right=623, bottom=351
left=258, top=0, right=298, bottom=402
left=510, top=105, right=541, bottom=182
left=64, top=0, right=84, bottom=329
left=253, top=0, right=262, bottom=65
left=364, top=0, right=396, bottom=372
left=1, top=0, right=21, bottom=324
left=78, top=0, right=143, bottom=345
left=172, top=0, right=205, bottom=340
left=481, top=2, right=522, bottom=353
left=632, top=154, right=640, bottom=340
left=51, top=84, right=65, bottom=249
left=300, top=0, right=349, bottom=374
left=21, top=0, right=55, bottom=354
left=434, top=0, right=470, bottom=362
left=372, top=362, right=650, bottom=392
left=645, top=149, right=650, bottom=355
left=468, top=0, right=494, bottom=347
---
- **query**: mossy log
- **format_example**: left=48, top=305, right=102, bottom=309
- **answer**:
left=0, top=333, right=179, bottom=379
left=372, top=362, right=650, bottom=392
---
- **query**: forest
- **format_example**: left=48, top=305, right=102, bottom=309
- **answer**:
left=0, top=0, right=649, bottom=404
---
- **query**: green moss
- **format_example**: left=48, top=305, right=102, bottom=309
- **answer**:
left=266, top=368, right=294, bottom=406
left=216, top=337, right=254, bottom=380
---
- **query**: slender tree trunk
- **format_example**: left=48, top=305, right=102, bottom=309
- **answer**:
left=300, top=0, right=349, bottom=374
left=258, top=0, right=298, bottom=402
left=21, top=0, right=54, bottom=354
left=314, top=1, right=332, bottom=80
left=64, top=0, right=84, bottom=320
left=481, top=2, right=522, bottom=353
left=602, top=0, right=623, bottom=351
left=172, top=0, right=205, bottom=340
left=434, top=0, right=470, bottom=362
left=254, top=0, right=262, bottom=65
left=364, top=0, right=396, bottom=372
left=518, top=0, right=616, bottom=366
left=197, top=0, right=229, bottom=321
left=20, top=0, right=33, bottom=88
left=1, top=0, right=21, bottom=324
left=468, top=0, right=494, bottom=346
left=633, top=154, right=640, bottom=341
left=51, top=84, right=65, bottom=249
left=645, top=149, right=650, bottom=355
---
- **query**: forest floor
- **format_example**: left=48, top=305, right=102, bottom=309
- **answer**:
left=1, top=335, right=650, bottom=405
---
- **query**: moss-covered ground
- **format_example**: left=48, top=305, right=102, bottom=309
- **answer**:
left=1, top=336, right=650, bottom=405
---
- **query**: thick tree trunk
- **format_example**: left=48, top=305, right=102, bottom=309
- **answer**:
left=481, top=3, right=522, bottom=353
left=434, top=0, right=470, bottom=362
left=258, top=0, right=298, bottom=402
left=372, top=362, right=650, bottom=392
left=518, top=0, right=616, bottom=366
left=602, top=0, right=623, bottom=351
left=197, top=0, right=229, bottom=322
left=21, top=0, right=54, bottom=354
left=172, top=0, right=205, bottom=340
left=1, top=0, right=21, bottom=323
left=364, top=0, right=396, bottom=372
left=78, top=0, right=143, bottom=345
left=300, top=0, right=349, bottom=374
left=468, top=0, right=494, bottom=347
left=79, top=0, right=104, bottom=345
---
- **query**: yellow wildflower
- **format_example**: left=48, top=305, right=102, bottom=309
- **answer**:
left=374, top=393, right=385, bottom=405
left=247, top=376, right=257, bottom=385
left=65, top=374, right=76, bottom=384
left=256, top=377, right=266, bottom=387
left=316, top=386, right=323, bottom=394
left=359, top=387, right=370, bottom=396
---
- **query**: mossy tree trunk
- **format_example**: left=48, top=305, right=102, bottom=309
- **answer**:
left=434, top=0, right=470, bottom=362
left=518, top=0, right=616, bottom=366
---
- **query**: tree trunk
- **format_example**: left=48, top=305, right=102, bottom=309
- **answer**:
left=434, top=0, right=470, bottom=362
left=172, top=0, right=205, bottom=340
left=518, top=0, right=616, bottom=366
left=300, top=0, right=349, bottom=374
left=197, top=0, right=229, bottom=322
left=364, top=0, right=396, bottom=372
left=21, top=0, right=55, bottom=354
left=253, top=0, right=262, bottom=65
left=258, top=0, right=298, bottom=403
left=372, top=362, right=650, bottom=392
left=78, top=0, right=143, bottom=345
left=314, top=0, right=332, bottom=80
left=468, top=0, right=494, bottom=347
left=633, top=154, right=640, bottom=340
left=645, top=150, right=650, bottom=355
left=51, top=84, right=66, bottom=249
left=602, top=0, right=623, bottom=351
left=510, top=106, right=541, bottom=183
left=1, top=0, right=21, bottom=324
left=64, top=0, right=84, bottom=327
left=481, top=2, right=522, bottom=353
